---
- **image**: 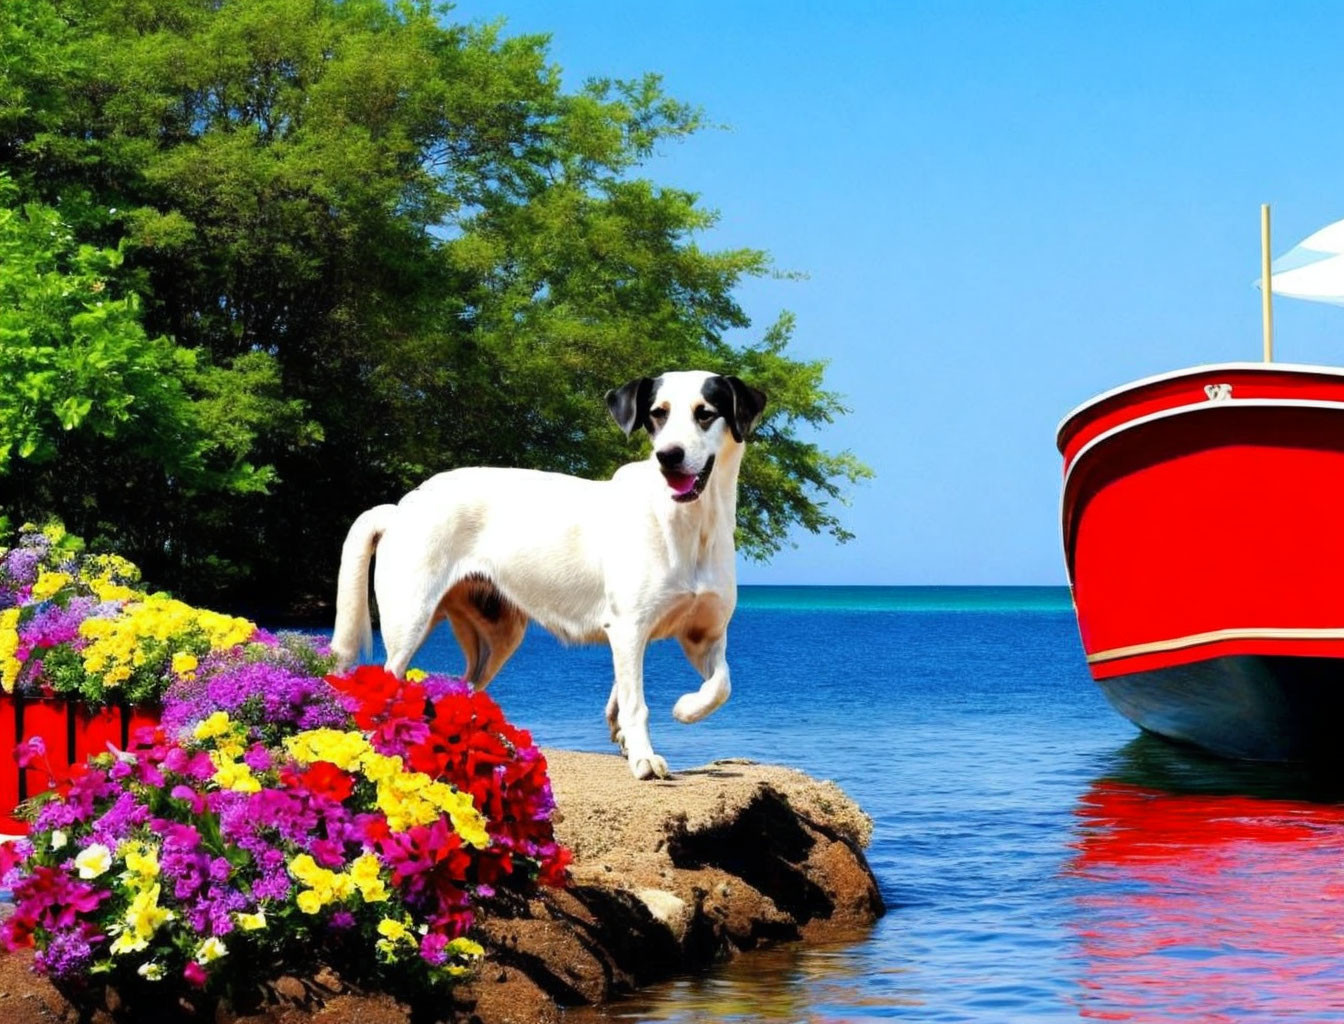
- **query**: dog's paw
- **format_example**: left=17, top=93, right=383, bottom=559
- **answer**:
left=630, top=754, right=670, bottom=780
left=672, top=692, right=707, bottom=724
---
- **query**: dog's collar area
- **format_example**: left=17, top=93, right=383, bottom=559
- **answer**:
left=663, top=455, right=716, bottom=503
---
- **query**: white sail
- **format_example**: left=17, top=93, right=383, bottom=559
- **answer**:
left=1258, top=216, right=1344, bottom=306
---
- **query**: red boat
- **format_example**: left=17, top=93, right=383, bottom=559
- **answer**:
left=1059, top=361, right=1344, bottom=762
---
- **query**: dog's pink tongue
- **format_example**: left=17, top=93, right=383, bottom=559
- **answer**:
left=666, top=472, right=697, bottom=495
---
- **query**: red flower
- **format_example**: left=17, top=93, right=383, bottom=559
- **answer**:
left=285, top=761, right=355, bottom=803
left=324, top=666, right=573, bottom=900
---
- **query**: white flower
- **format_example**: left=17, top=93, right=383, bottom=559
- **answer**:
left=50, top=830, right=67, bottom=851
left=195, top=937, right=228, bottom=963
left=137, top=961, right=164, bottom=981
left=74, top=843, right=112, bottom=879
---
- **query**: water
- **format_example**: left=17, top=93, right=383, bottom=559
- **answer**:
left=365, top=585, right=1344, bottom=1022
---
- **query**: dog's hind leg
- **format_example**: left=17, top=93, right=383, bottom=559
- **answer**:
left=441, top=578, right=527, bottom=689
left=473, top=605, right=527, bottom=688
left=673, top=631, right=732, bottom=724
left=375, top=574, right=442, bottom=680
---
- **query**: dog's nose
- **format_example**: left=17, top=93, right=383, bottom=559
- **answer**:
left=656, top=446, right=685, bottom=469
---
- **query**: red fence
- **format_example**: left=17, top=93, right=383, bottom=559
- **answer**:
left=0, top=698, right=161, bottom=834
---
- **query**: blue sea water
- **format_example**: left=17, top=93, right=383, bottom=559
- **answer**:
left=369, top=585, right=1344, bottom=1022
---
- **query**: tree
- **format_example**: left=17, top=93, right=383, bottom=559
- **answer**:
left=0, top=179, right=313, bottom=578
left=0, top=0, right=870, bottom=613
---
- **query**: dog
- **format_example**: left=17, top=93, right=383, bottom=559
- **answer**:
left=330, top=371, right=767, bottom=780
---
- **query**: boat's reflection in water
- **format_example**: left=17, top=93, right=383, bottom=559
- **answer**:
left=1069, top=735, right=1344, bottom=1021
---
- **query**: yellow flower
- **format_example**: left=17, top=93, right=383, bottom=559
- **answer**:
left=74, top=843, right=112, bottom=879
left=235, top=910, right=267, bottom=931
left=110, top=883, right=174, bottom=954
left=405, top=668, right=428, bottom=682
left=194, top=711, right=232, bottom=742
left=120, top=841, right=160, bottom=882
left=31, top=569, right=72, bottom=601
left=212, top=759, right=261, bottom=793
left=290, top=854, right=347, bottom=911
left=349, top=853, right=388, bottom=902
left=441, top=936, right=486, bottom=976
left=195, top=937, right=228, bottom=963
left=0, top=608, right=20, bottom=693
left=375, top=916, right=418, bottom=960
left=95, top=582, right=136, bottom=602
left=287, top=731, right=489, bottom=846
left=286, top=729, right=371, bottom=772
left=41, top=523, right=66, bottom=544
left=171, top=652, right=198, bottom=677
left=137, top=961, right=164, bottom=981
left=450, top=937, right=485, bottom=959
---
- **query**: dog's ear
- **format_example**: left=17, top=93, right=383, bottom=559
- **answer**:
left=606, top=377, right=656, bottom=437
left=722, top=376, right=768, bottom=442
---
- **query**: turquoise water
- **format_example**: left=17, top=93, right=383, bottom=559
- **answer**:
left=736, top=585, right=1074, bottom=613
left=367, top=586, right=1344, bottom=1022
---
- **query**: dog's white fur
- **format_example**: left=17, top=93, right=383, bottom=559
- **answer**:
left=331, top=370, right=766, bottom=780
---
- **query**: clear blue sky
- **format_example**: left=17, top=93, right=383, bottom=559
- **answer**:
left=452, top=0, right=1344, bottom=585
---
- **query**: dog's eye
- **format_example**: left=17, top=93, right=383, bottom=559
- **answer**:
left=694, top=406, right=718, bottom=426
left=649, top=407, right=669, bottom=423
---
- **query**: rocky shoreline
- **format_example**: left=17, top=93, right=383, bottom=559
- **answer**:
left=0, top=750, right=884, bottom=1023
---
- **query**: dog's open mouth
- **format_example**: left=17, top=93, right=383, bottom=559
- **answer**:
left=662, top=456, right=715, bottom=503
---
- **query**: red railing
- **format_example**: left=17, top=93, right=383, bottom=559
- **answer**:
left=0, top=698, right=161, bottom=834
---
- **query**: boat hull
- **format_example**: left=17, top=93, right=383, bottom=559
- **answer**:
left=1058, top=363, right=1344, bottom=762
left=1096, top=655, right=1344, bottom=762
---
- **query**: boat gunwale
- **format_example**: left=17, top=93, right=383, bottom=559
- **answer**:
left=1055, top=361, right=1344, bottom=451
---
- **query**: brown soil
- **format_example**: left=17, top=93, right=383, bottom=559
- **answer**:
left=0, top=751, right=884, bottom=1023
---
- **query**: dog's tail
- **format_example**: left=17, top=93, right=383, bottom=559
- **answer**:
left=331, top=504, right=398, bottom=671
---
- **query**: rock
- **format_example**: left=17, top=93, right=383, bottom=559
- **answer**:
left=454, top=751, right=884, bottom=1014
left=0, top=751, right=883, bottom=1023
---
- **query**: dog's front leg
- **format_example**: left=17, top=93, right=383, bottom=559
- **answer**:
left=606, top=625, right=669, bottom=780
left=673, top=632, right=732, bottom=724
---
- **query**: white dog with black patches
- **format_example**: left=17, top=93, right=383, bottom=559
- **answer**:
left=331, top=371, right=767, bottom=780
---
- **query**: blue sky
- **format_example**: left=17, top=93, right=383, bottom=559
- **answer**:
left=452, top=1, right=1344, bottom=585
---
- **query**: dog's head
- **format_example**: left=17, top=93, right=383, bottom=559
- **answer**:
left=606, top=371, right=768, bottom=503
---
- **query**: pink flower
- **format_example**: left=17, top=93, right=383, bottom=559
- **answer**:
left=14, top=736, right=46, bottom=769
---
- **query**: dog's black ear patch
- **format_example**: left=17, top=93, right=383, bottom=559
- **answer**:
left=606, top=376, right=657, bottom=436
left=705, top=375, right=768, bottom=442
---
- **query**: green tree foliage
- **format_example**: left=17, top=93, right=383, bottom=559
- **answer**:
left=0, top=180, right=312, bottom=579
left=0, top=0, right=869, bottom=612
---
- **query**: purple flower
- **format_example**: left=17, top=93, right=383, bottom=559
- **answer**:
left=3, top=548, right=41, bottom=588
left=243, top=744, right=272, bottom=772
left=20, top=597, right=96, bottom=651
left=88, top=790, right=148, bottom=847
left=162, top=660, right=347, bottom=737
left=32, top=924, right=100, bottom=980
left=424, top=676, right=471, bottom=702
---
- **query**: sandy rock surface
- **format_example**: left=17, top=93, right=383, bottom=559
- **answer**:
left=0, top=750, right=884, bottom=1024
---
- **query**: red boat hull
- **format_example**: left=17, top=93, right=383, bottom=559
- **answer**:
left=1059, top=363, right=1344, bottom=761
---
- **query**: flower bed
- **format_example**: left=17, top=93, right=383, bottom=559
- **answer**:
left=0, top=524, right=257, bottom=707
left=0, top=524, right=570, bottom=1001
